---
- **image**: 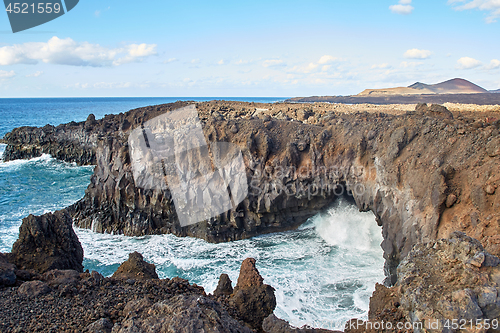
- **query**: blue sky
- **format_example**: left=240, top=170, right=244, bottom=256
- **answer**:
left=0, top=0, right=499, bottom=97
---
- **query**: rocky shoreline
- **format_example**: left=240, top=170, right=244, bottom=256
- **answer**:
left=1, top=100, right=500, bottom=331
left=3, top=101, right=499, bottom=282
left=2, top=210, right=500, bottom=332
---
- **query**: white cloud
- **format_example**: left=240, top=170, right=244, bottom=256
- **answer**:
left=113, top=43, right=157, bottom=65
left=456, top=56, right=482, bottom=69
left=93, top=82, right=132, bottom=89
left=371, top=63, right=390, bottom=69
left=448, top=0, right=500, bottom=23
left=0, top=37, right=157, bottom=67
left=26, top=71, right=43, bottom=77
left=163, top=58, right=177, bottom=64
left=486, top=59, right=500, bottom=69
left=390, top=0, right=414, bottom=15
left=235, top=59, right=250, bottom=65
left=318, top=55, right=340, bottom=64
left=262, top=59, right=284, bottom=67
left=94, top=10, right=101, bottom=17
left=288, top=55, right=342, bottom=73
left=400, top=61, right=423, bottom=68
left=217, top=59, right=225, bottom=65
left=404, top=48, right=432, bottom=59
left=0, top=70, right=15, bottom=78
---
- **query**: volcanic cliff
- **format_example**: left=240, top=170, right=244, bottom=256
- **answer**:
left=2, top=101, right=500, bottom=284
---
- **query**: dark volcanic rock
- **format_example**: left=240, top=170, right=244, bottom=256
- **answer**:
left=84, top=318, right=113, bottom=333
left=214, top=273, right=233, bottom=297
left=114, top=294, right=253, bottom=333
left=0, top=253, right=16, bottom=286
left=229, top=258, right=276, bottom=331
left=112, top=252, right=159, bottom=280
left=263, top=314, right=341, bottom=333
left=17, top=280, right=51, bottom=297
left=11, top=210, right=84, bottom=273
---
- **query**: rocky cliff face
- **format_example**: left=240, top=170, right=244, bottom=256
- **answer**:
left=346, top=232, right=500, bottom=333
left=3, top=101, right=500, bottom=282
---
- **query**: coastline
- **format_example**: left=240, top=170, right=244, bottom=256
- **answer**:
left=1, top=100, right=500, bottom=332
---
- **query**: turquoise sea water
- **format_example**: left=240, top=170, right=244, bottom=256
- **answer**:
left=0, top=98, right=384, bottom=330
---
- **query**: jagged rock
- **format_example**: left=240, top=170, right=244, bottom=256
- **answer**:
left=18, top=280, right=51, bottom=297
left=214, top=273, right=233, bottom=297
left=344, top=284, right=409, bottom=333
left=113, top=294, right=253, bottom=333
left=112, top=252, right=158, bottom=280
left=0, top=253, right=16, bottom=286
left=415, top=103, right=453, bottom=119
left=11, top=210, right=84, bottom=273
left=428, top=104, right=454, bottom=119
left=229, top=258, right=276, bottom=331
left=84, top=318, right=113, bottom=333
left=486, top=137, right=500, bottom=157
left=263, top=314, right=341, bottom=333
left=397, top=232, right=500, bottom=332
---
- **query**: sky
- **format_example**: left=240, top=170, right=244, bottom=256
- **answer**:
left=0, top=0, right=499, bottom=97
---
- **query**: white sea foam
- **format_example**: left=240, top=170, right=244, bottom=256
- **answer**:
left=0, top=153, right=53, bottom=170
left=75, top=199, right=385, bottom=330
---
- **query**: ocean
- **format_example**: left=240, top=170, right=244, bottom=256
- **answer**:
left=0, top=97, right=384, bottom=330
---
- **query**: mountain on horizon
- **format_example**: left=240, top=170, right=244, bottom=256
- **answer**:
left=490, top=89, right=500, bottom=93
left=408, top=78, right=488, bottom=94
left=357, top=78, right=491, bottom=96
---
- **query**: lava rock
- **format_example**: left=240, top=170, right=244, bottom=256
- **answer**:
left=84, top=318, right=113, bottom=333
left=229, top=258, right=276, bottom=331
left=112, top=252, right=159, bottom=280
left=263, top=314, right=340, bottom=333
left=114, top=294, right=253, bottom=333
left=0, top=253, right=16, bottom=286
left=18, top=280, right=51, bottom=297
left=214, top=273, right=233, bottom=297
left=11, top=210, right=84, bottom=273
left=397, top=232, right=500, bottom=331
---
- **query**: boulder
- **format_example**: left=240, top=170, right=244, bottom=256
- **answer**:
left=18, top=280, right=51, bottom=297
left=416, top=103, right=453, bottom=119
left=10, top=210, right=83, bottom=273
left=112, top=252, right=158, bottom=280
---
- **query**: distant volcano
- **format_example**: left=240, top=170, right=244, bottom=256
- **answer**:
left=358, top=78, right=490, bottom=96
